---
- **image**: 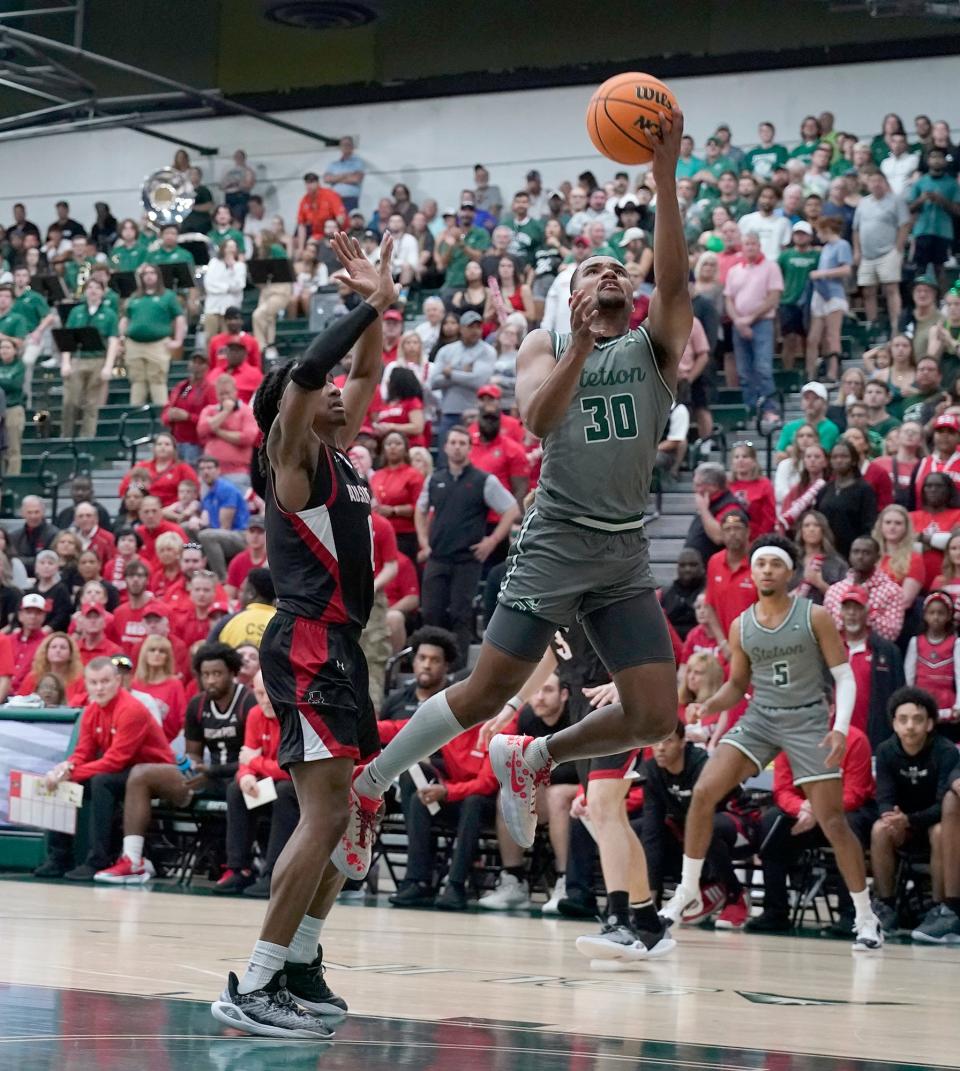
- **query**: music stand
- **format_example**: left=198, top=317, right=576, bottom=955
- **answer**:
left=179, top=239, right=211, bottom=268
left=30, top=275, right=66, bottom=306
left=55, top=302, right=78, bottom=326
left=52, top=327, right=104, bottom=353
left=248, top=258, right=295, bottom=286
left=110, top=272, right=137, bottom=298
left=158, top=262, right=195, bottom=290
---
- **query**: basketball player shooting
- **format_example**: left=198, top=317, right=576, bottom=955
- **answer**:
left=211, top=232, right=398, bottom=1039
left=334, top=110, right=692, bottom=899
left=669, top=535, right=884, bottom=951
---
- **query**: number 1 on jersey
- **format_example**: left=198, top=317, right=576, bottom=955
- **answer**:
left=580, top=393, right=639, bottom=443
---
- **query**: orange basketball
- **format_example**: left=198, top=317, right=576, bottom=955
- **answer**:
left=586, top=71, right=679, bottom=165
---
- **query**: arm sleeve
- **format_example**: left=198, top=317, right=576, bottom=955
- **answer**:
left=904, top=637, right=917, bottom=685
left=831, top=662, right=856, bottom=735
left=290, top=301, right=378, bottom=391
left=482, top=474, right=518, bottom=514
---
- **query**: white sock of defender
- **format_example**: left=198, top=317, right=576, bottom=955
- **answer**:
left=287, top=915, right=325, bottom=964
left=680, top=855, right=704, bottom=895
left=123, top=835, right=144, bottom=866
left=237, top=940, right=288, bottom=994
left=354, top=689, right=463, bottom=798
left=850, top=887, right=873, bottom=924
left=524, top=736, right=554, bottom=772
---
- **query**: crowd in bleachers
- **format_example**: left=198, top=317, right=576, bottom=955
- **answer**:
left=2, top=107, right=960, bottom=943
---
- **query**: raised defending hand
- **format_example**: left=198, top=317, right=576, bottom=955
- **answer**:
left=652, top=106, right=684, bottom=172
left=331, top=231, right=398, bottom=312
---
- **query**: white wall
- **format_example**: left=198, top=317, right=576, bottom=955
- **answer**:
left=0, top=54, right=955, bottom=234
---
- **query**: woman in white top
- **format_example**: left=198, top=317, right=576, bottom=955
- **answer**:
left=773, top=421, right=820, bottom=507
left=202, top=238, right=247, bottom=340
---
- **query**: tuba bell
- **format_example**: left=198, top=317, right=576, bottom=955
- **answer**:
left=141, top=167, right=195, bottom=232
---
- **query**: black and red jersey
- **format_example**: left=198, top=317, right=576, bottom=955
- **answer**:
left=265, top=443, right=374, bottom=629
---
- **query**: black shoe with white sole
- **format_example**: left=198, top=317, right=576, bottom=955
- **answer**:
left=210, top=971, right=335, bottom=1039
left=284, top=947, right=348, bottom=1019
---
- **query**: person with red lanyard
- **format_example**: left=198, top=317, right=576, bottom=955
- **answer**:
left=914, top=414, right=960, bottom=507
left=702, top=510, right=757, bottom=665
left=370, top=431, right=424, bottom=564
left=910, top=471, right=960, bottom=590
left=161, top=352, right=217, bottom=467
left=118, top=432, right=199, bottom=510
left=9, top=593, right=45, bottom=694
left=905, top=591, right=960, bottom=730
left=727, top=441, right=775, bottom=541
left=468, top=384, right=524, bottom=444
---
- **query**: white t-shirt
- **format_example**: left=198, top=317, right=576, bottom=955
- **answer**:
left=880, top=153, right=921, bottom=196
left=665, top=403, right=691, bottom=444
left=390, top=232, right=420, bottom=273
left=738, top=212, right=792, bottom=261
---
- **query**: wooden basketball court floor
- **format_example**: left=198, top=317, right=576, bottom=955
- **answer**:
left=1, top=876, right=957, bottom=1071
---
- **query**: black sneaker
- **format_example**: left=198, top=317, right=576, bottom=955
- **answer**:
left=212, top=869, right=255, bottom=895
left=556, top=894, right=600, bottom=920
left=210, top=971, right=335, bottom=1039
left=388, top=882, right=435, bottom=908
left=242, top=875, right=272, bottom=899
left=434, top=883, right=468, bottom=911
left=33, top=857, right=68, bottom=878
left=744, top=911, right=793, bottom=934
left=284, top=947, right=348, bottom=1019
left=64, top=863, right=98, bottom=881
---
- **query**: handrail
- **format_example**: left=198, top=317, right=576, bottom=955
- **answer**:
left=756, top=390, right=786, bottom=479
left=118, top=404, right=156, bottom=466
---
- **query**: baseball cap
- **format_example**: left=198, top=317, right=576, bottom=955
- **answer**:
left=526, top=169, right=541, bottom=181
left=924, top=590, right=954, bottom=613
left=914, top=273, right=939, bottom=293
left=142, top=599, right=171, bottom=619
left=720, top=508, right=750, bottom=529
left=477, top=384, right=502, bottom=399
left=20, top=593, right=46, bottom=610
left=361, top=229, right=379, bottom=242
left=573, top=236, right=591, bottom=249
left=792, top=221, right=814, bottom=235
left=383, top=309, right=403, bottom=322
left=459, top=196, right=476, bottom=208
left=801, top=381, right=828, bottom=401
left=618, top=227, right=646, bottom=246
left=247, top=515, right=266, bottom=529
left=210, top=600, right=230, bottom=615
left=442, top=206, right=457, bottom=217
left=616, top=194, right=640, bottom=211
left=80, top=602, right=106, bottom=617
left=459, top=310, right=483, bottom=326
left=840, top=585, right=868, bottom=607
left=716, top=123, right=731, bottom=132
left=349, top=209, right=365, bottom=218
left=934, top=414, right=960, bottom=432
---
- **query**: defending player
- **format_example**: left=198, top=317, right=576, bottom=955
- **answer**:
left=334, top=109, right=692, bottom=948
left=669, top=534, right=884, bottom=951
left=211, top=233, right=397, bottom=1038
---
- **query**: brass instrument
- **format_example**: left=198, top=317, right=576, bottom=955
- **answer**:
left=140, top=167, right=216, bottom=286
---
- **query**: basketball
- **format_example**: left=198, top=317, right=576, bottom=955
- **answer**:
left=586, top=71, right=679, bottom=165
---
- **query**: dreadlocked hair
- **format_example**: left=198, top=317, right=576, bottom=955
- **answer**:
left=252, top=361, right=295, bottom=476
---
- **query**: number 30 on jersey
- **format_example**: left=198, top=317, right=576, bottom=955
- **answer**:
left=580, top=394, right=639, bottom=443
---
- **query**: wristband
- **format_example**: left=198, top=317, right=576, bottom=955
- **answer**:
left=505, top=696, right=522, bottom=712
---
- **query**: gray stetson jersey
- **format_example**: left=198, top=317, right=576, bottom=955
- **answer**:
left=740, top=596, right=830, bottom=709
left=534, top=325, right=673, bottom=531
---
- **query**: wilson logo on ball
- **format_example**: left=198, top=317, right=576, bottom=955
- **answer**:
left=586, top=71, right=680, bottom=166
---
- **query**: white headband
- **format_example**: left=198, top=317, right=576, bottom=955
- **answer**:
left=751, top=546, right=794, bottom=570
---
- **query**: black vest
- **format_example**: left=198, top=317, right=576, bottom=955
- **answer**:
left=428, top=463, right=490, bottom=563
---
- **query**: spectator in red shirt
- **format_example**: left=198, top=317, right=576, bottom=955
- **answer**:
left=913, top=413, right=960, bottom=507
left=469, top=402, right=530, bottom=525
left=295, top=172, right=346, bottom=248
left=728, top=442, right=776, bottom=541
left=132, top=601, right=192, bottom=685
left=9, top=593, right=47, bottom=693
left=111, top=560, right=153, bottom=657
left=469, top=384, right=524, bottom=444
left=703, top=509, right=756, bottom=659
left=204, top=341, right=264, bottom=405
left=132, top=634, right=187, bottom=742
left=373, top=366, right=427, bottom=447
left=824, top=537, right=906, bottom=643
left=748, top=726, right=876, bottom=934
left=18, top=631, right=88, bottom=705
left=911, top=472, right=960, bottom=590
left=76, top=603, right=123, bottom=665
left=33, top=657, right=174, bottom=880
left=370, top=431, right=425, bottom=564
left=103, top=529, right=145, bottom=599
left=215, top=671, right=299, bottom=897
left=71, top=501, right=116, bottom=567
left=117, top=433, right=199, bottom=510
left=149, top=531, right=187, bottom=600
left=207, top=307, right=261, bottom=371
left=197, top=375, right=260, bottom=485
left=873, top=504, right=925, bottom=614
left=225, top=516, right=268, bottom=600
left=379, top=308, right=405, bottom=365
left=136, top=496, right=188, bottom=568
left=386, top=550, right=420, bottom=652
left=170, top=570, right=225, bottom=649
left=161, top=352, right=217, bottom=467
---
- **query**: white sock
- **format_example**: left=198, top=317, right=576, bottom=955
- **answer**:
left=287, top=914, right=325, bottom=964
left=123, top=835, right=144, bottom=866
left=850, top=887, right=872, bottom=923
left=680, top=855, right=704, bottom=894
left=237, top=939, right=288, bottom=994
left=524, top=736, right=554, bottom=772
left=355, top=689, right=462, bottom=798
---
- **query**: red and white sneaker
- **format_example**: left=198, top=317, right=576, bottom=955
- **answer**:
left=489, top=734, right=552, bottom=849
left=660, top=880, right=726, bottom=927
left=330, top=774, right=383, bottom=881
left=94, top=855, right=156, bottom=885
left=714, top=892, right=750, bottom=930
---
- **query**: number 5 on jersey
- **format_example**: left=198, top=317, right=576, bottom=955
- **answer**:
left=772, top=661, right=790, bottom=687
left=580, top=393, right=639, bottom=443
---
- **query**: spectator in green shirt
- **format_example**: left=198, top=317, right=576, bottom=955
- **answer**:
left=500, top=192, right=544, bottom=268
left=435, top=203, right=490, bottom=291
left=775, top=381, right=840, bottom=462
left=788, top=116, right=823, bottom=167
left=871, top=113, right=906, bottom=165
left=777, top=221, right=819, bottom=372
left=693, top=137, right=734, bottom=191
left=62, top=278, right=120, bottom=438
left=0, top=285, right=28, bottom=349
left=676, top=135, right=704, bottom=180
left=147, top=224, right=198, bottom=322
left=110, top=219, right=148, bottom=273
left=63, top=234, right=95, bottom=298
left=11, top=265, right=57, bottom=410
left=181, top=166, right=215, bottom=234
left=0, top=338, right=26, bottom=475
left=119, top=264, right=186, bottom=407
left=909, top=149, right=960, bottom=288
left=208, top=204, right=246, bottom=256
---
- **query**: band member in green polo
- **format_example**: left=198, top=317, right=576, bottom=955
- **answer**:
left=62, top=278, right=120, bottom=438
left=119, top=263, right=186, bottom=407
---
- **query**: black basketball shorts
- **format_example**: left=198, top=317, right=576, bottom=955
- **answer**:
left=260, top=611, right=380, bottom=769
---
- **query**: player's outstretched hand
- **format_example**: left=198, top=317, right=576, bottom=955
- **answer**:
left=569, top=289, right=599, bottom=346
left=331, top=231, right=399, bottom=312
left=819, top=729, right=847, bottom=769
left=652, top=106, right=684, bottom=171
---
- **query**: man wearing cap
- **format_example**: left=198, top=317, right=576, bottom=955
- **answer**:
left=295, top=172, right=346, bottom=252
left=380, top=308, right=405, bottom=365
left=205, top=341, right=263, bottom=404
left=701, top=509, right=756, bottom=661
left=824, top=536, right=905, bottom=644
left=469, top=388, right=530, bottom=511
left=162, top=351, right=217, bottom=467
left=775, top=380, right=840, bottom=462
left=225, top=516, right=268, bottom=600
left=206, top=307, right=261, bottom=371
left=76, top=603, right=123, bottom=665
left=524, top=170, right=549, bottom=220
left=500, top=192, right=545, bottom=268
left=134, top=600, right=192, bottom=684
left=429, top=311, right=496, bottom=444
left=692, top=136, right=734, bottom=190
left=435, top=203, right=490, bottom=291
left=10, top=593, right=45, bottom=693
left=853, top=172, right=911, bottom=333
left=908, top=147, right=960, bottom=289
left=901, top=276, right=945, bottom=362
left=915, top=414, right=960, bottom=497
left=738, top=185, right=792, bottom=262
left=470, top=383, right=524, bottom=444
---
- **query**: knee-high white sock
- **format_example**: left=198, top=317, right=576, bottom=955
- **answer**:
left=123, top=835, right=144, bottom=866
left=287, top=914, right=325, bottom=964
left=680, top=855, right=704, bottom=894
left=850, top=887, right=872, bottom=924
left=237, top=940, right=288, bottom=994
left=355, top=689, right=462, bottom=798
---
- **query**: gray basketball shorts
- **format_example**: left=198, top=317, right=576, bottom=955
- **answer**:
left=488, top=508, right=674, bottom=672
left=719, top=701, right=840, bottom=786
